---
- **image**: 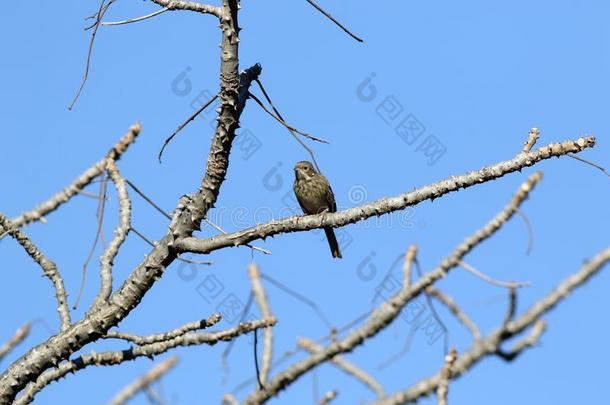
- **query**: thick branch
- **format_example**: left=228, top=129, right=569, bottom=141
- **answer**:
left=177, top=138, right=594, bottom=254
left=14, top=319, right=276, bottom=405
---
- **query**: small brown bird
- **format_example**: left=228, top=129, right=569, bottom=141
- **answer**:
left=293, top=161, right=342, bottom=258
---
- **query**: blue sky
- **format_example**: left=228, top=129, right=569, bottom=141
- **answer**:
left=1, top=1, right=609, bottom=404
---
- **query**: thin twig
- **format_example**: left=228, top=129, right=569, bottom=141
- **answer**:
left=204, top=217, right=272, bottom=255
left=414, top=258, right=449, bottom=354
left=222, top=394, right=239, bottom=405
left=70, top=0, right=116, bottom=110
left=402, top=245, right=417, bottom=289
left=567, top=154, right=610, bottom=179
left=248, top=92, right=328, bottom=143
left=304, top=0, right=363, bottom=42
left=101, top=8, right=169, bottom=26
left=515, top=208, right=534, bottom=255
left=0, top=215, right=71, bottom=331
left=0, top=323, right=32, bottom=362
left=130, top=227, right=213, bottom=266
left=93, top=159, right=132, bottom=308
left=106, top=357, right=178, bottom=405
left=254, top=79, right=323, bottom=173
left=105, top=314, right=222, bottom=345
left=76, top=189, right=107, bottom=199
left=502, top=287, right=517, bottom=328
left=376, top=327, right=418, bottom=371
left=125, top=178, right=271, bottom=255
left=74, top=172, right=108, bottom=310
left=248, top=264, right=274, bottom=384
left=299, top=338, right=385, bottom=398
left=260, top=273, right=333, bottom=329
left=221, top=293, right=255, bottom=369
left=436, top=348, right=457, bottom=405
left=426, top=287, right=481, bottom=341
left=253, top=329, right=263, bottom=390
left=522, top=127, right=540, bottom=153
left=6, top=123, right=141, bottom=231
left=496, top=320, right=547, bottom=361
left=318, top=390, right=339, bottom=405
left=459, top=261, right=530, bottom=289
left=158, top=94, right=219, bottom=162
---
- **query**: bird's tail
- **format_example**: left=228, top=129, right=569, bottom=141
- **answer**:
left=324, top=227, right=342, bottom=259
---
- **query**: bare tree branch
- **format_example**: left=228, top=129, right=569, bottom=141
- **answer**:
left=2, top=1, right=605, bottom=404
left=4, top=123, right=140, bottom=232
left=93, top=159, right=132, bottom=308
left=69, top=0, right=116, bottom=110
left=522, top=127, right=540, bottom=153
left=426, top=287, right=481, bottom=341
left=371, top=247, right=610, bottom=404
left=0, top=2, right=259, bottom=399
left=14, top=318, right=276, bottom=405
left=0, top=323, right=31, bottom=363
left=436, top=348, right=457, bottom=405
left=402, top=246, right=417, bottom=289
left=124, top=178, right=270, bottom=255
left=74, top=172, right=109, bottom=310
left=243, top=172, right=543, bottom=404
left=177, top=139, right=593, bottom=255
left=459, top=260, right=530, bottom=289
left=254, top=78, right=324, bottom=172
left=304, top=0, right=363, bottom=42
left=0, top=215, right=71, bottom=331
left=248, top=92, right=329, bottom=144
left=318, top=390, right=339, bottom=405
left=501, top=287, right=517, bottom=328
left=496, top=319, right=547, bottom=361
left=106, top=356, right=178, bottom=405
left=222, top=393, right=239, bottom=405
left=248, top=264, right=274, bottom=384
left=299, top=337, right=385, bottom=399
left=567, top=154, right=610, bottom=179
left=130, top=226, right=213, bottom=266
left=158, top=93, right=219, bottom=163
left=105, top=313, right=222, bottom=345
left=150, top=0, right=221, bottom=17
left=101, top=8, right=169, bottom=26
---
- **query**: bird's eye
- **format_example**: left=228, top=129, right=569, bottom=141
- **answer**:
left=303, top=166, right=309, bottom=171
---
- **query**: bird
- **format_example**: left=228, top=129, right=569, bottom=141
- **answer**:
left=293, top=161, right=342, bottom=258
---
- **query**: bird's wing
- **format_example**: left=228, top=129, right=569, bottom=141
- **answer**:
left=326, top=181, right=337, bottom=213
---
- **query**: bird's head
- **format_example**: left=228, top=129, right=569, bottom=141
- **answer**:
left=294, top=161, right=317, bottom=181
